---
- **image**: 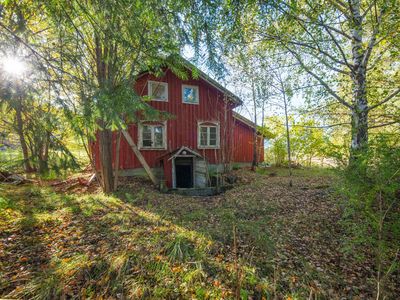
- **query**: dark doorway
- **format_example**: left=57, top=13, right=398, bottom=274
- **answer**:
left=175, top=157, right=193, bottom=188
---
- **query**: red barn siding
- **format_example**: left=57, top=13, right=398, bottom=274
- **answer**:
left=233, top=121, right=264, bottom=163
left=94, top=68, right=238, bottom=171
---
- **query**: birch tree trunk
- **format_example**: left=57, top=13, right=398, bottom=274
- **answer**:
left=350, top=0, right=368, bottom=159
left=251, top=67, right=258, bottom=171
left=283, top=91, right=293, bottom=187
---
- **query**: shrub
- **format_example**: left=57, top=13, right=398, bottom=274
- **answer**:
left=337, top=136, right=400, bottom=299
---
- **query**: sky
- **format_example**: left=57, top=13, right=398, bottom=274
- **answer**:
left=182, top=47, right=305, bottom=127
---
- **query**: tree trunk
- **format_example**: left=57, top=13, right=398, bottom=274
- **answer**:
left=98, top=120, right=114, bottom=193
left=283, top=89, right=293, bottom=187
left=95, top=36, right=115, bottom=193
left=251, top=68, right=258, bottom=171
left=44, top=131, right=50, bottom=163
left=350, top=0, right=368, bottom=160
left=15, top=103, right=34, bottom=173
left=350, top=77, right=368, bottom=159
left=258, top=92, right=265, bottom=163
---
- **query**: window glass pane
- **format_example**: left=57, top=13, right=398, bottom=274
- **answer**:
left=209, top=127, right=216, bottom=141
left=154, top=139, right=163, bottom=147
left=155, top=133, right=163, bottom=145
left=209, top=139, right=216, bottom=146
left=200, top=126, right=208, bottom=146
left=184, top=87, right=197, bottom=103
left=151, top=83, right=166, bottom=100
left=142, top=126, right=152, bottom=147
left=142, top=132, right=151, bottom=140
left=200, top=127, right=208, bottom=146
left=143, top=140, right=152, bottom=147
left=154, top=126, right=163, bottom=147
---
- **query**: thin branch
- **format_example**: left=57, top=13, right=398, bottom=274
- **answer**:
left=257, top=30, right=349, bottom=68
left=279, top=2, right=352, bottom=39
left=360, top=6, right=385, bottom=69
left=325, top=0, right=352, bottom=20
left=288, top=122, right=350, bottom=128
left=366, top=42, right=392, bottom=71
left=368, top=121, right=399, bottom=129
left=309, top=51, right=352, bottom=76
left=318, top=18, right=355, bottom=73
left=292, top=17, right=351, bottom=69
left=367, top=86, right=400, bottom=111
left=0, top=21, right=81, bottom=81
left=283, top=44, right=354, bottom=110
left=361, top=0, right=375, bottom=19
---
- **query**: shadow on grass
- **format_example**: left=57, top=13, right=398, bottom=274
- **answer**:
left=0, top=183, right=272, bottom=300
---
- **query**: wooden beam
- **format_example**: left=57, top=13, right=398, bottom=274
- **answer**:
left=121, top=130, right=159, bottom=185
left=113, top=130, right=122, bottom=190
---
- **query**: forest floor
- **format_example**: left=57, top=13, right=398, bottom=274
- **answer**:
left=0, top=167, right=399, bottom=299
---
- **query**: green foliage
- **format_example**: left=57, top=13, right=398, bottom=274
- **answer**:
left=208, top=165, right=218, bottom=177
left=125, top=189, right=145, bottom=204
left=265, top=115, right=331, bottom=166
left=336, top=136, right=400, bottom=296
left=165, top=235, right=192, bottom=262
left=232, top=162, right=242, bottom=170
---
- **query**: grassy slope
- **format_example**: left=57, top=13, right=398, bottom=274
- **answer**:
left=0, top=167, right=399, bottom=299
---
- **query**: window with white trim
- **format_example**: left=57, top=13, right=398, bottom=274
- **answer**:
left=138, top=123, right=167, bottom=150
left=148, top=81, right=168, bottom=101
left=182, top=85, right=199, bottom=104
left=198, top=122, right=220, bottom=148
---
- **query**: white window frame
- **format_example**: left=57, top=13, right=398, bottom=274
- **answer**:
left=182, top=84, right=199, bottom=105
left=148, top=81, right=168, bottom=102
left=138, top=121, right=167, bottom=150
left=197, top=121, right=220, bottom=149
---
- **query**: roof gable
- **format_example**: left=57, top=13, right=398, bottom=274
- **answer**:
left=137, top=58, right=243, bottom=107
left=158, top=146, right=206, bottom=161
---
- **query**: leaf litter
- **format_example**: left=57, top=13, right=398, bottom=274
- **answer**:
left=0, top=167, right=399, bottom=299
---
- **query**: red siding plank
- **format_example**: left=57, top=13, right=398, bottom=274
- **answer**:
left=93, top=68, right=263, bottom=176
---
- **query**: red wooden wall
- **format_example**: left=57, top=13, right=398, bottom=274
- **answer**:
left=93, top=68, right=240, bottom=171
left=233, top=120, right=264, bottom=163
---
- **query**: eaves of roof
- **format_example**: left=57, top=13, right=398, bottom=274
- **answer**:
left=232, top=111, right=257, bottom=129
left=181, top=59, right=243, bottom=107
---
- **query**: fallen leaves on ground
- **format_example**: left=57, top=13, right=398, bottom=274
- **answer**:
left=1, top=167, right=399, bottom=299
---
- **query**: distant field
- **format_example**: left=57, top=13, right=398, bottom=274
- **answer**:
left=0, top=149, right=23, bottom=171
left=0, top=147, right=90, bottom=173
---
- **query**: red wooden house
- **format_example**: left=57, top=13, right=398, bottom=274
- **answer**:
left=94, top=63, right=263, bottom=188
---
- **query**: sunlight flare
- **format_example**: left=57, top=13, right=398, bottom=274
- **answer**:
left=2, top=57, right=25, bottom=76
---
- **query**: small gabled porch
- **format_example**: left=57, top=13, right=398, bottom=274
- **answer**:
left=158, top=146, right=209, bottom=188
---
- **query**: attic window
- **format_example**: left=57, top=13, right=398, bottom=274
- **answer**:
left=148, top=81, right=168, bottom=101
left=182, top=85, right=199, bottom=104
